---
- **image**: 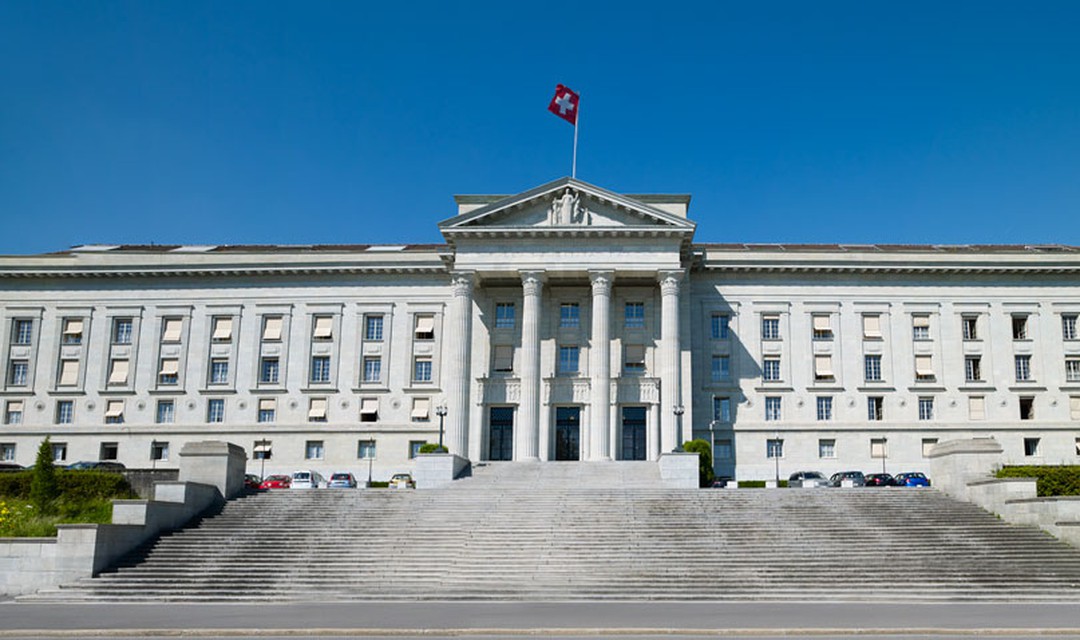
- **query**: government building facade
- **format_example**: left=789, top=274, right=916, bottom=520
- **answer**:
left=2, top=178, right=1079, bottom=480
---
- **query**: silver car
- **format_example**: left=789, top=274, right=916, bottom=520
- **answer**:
left=788, top=471, right=829, bottom=488
left=829, top=470, right=867, bottom=487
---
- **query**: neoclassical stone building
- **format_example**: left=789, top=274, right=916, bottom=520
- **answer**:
left=2, top=178, right=1079, bottom=480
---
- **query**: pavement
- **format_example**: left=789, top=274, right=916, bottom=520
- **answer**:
left=2, top=601, right=1080, bottom=638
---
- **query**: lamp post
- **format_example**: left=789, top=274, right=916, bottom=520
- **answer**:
left=881, top=436, right=888, bottom=475
left=151, top=440, right=159, bottom=471
left=254, top=439, right=271, bottom=480
left=773, top=430, right=781, bottom=485
left=673, top=404, right=685, bottom=452
left=367, top=451, right=374, bottom=488
left=708, top=420, right=717, bottom=481
left=435, top=404, right=448, bottom=450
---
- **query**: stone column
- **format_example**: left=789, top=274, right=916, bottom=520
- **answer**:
left=588, top=270, right=614, bottom=460
left=517, top=271, right=545, bottom=460
left=445, top=271, right=474, bottom=458
left=658, top=270, right=684, bottom=453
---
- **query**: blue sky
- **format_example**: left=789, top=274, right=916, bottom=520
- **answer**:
left=1, top=1, right=1078, bottom=254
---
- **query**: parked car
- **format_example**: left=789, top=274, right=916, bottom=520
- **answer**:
left=244, top=474, right=261, bottom=489
left=290, top=470, right=326, bottom=489
left=710, top=476, right=734, bottom=488
left=389, top=473, right=415, bottom=489
left=0, top=462, right=23, bottom=472
left=788, top=471, right=829, bottom=488
left=66, top=461, right=126, bottom=471
left=894, top=472, right=931, bottom=487
left=865, top=473, right=896, bottom=487
left=328, top=472, right=358, bottom=489
left=829, top=471, right=867, bottom=487
left=259, top=474, right=292, bottom=489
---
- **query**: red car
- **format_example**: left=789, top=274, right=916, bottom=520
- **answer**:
left=259, top=474, right=291, bottom=489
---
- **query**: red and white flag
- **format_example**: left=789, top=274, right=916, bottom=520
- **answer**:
left=548, top=84, right=579, bottom=126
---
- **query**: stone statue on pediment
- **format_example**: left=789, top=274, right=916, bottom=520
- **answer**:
left=549, top=188, right=590, bottom=226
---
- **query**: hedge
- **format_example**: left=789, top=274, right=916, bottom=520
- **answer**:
left=996, top=466, right=1080, bottom=497
left=0, top=471, right=137, bottom=502
left=418, top=444, right=448, bottom=454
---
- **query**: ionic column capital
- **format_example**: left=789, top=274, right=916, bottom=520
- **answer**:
left=520, top=270, right=546, bottom=297
left=658, top=270, right=685, bottom=297
left=589, top=270, right=615, bottom=296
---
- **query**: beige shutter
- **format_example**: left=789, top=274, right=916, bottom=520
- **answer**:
left=262, top=317, right=283, bottom=341
left=913, top=315, right=931, bottom=328
left=360, top=398, right=379, bottom=417
left=108, top=359, right=129, bottom=384
left=870, top=439, right=886, bottom=458
left=969, top=396, right=986, bottom=420
left=162, top=318, right=183, bottom=342
left=253, top=440, right=272, bottom=453
left=494, top=345, right=513, bottom=372
left=813, top=315, right=831, bottom=331
left=415, top=316, right=435, bottom=335
left=212, top=317, right=233, bottom=341
left=105, top=400, right=124, bottom=418
left=308, top=398, right=327, bottom=419
left=63, top=318, right=84, bottom=336
left=1070, top=396, right=1080, bottom=420
left=258, top=398, right=276, bottom=412
left=313, top=316, right=333, bottom=339
left=59, top=360, right=80, bottom=386
left=411, top=397, right=431, bottom=419
left=159, top=358, right=179, bottom=376
left=922, top=439, right=939, bottom=457
left=915, top=355, right=934, bottom=377
left=863, top=314, right=882, bottom=338
left=8, top=400, right=23, bottom=413
left=814, top=355, right=834, bottom=377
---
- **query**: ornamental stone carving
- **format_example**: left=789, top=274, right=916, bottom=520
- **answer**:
left=549, top=187, right=590, bottom=225
left=450, top=272, right=474, bottom=298
left=521, top=271, right=546, bottom=296
left=658, top=270, right=684, bottom=297
left=589, top=270, right=613, bottom=295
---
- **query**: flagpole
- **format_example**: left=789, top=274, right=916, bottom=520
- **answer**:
left=571, top=92, right=580, bottom=179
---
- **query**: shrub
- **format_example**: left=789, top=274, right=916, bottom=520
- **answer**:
left=30, top=438, right=59, bottom=515
left=681, top=439, right=714, bottom=488
left=418, top=444, right=449, bottom=454
left=736, top=480, right=789, bottom=488
left=996, top=466, right=1080, bottom=497
left=0, top=470, right=135, bottom=502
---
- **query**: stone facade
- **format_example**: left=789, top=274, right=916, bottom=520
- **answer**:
left=1, top=177, right=1079, bottom=481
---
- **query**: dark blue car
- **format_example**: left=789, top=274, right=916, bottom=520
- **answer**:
left=893, top=472, right=931, bottom=487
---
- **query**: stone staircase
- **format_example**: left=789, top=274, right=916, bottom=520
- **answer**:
left=20, top=461, right=1080, bottom=602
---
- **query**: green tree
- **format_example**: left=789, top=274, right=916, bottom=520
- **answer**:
left=682, top=439, right=715, bottom=488
left=30, top=437, right=59, bottom=515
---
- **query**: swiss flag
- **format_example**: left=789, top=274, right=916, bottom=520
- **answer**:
left=548, top=84, right=579, bottom=125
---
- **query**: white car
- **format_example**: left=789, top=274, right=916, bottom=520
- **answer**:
left=290, top=470, right=326, bottom=489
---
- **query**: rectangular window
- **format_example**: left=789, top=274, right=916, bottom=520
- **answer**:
left=4, top=401, right=23, bottom=425
left=766, top=439, right=784, bottom=459
left=864, top=355, right=882, bottom=382
left=812, top=315, right=833, bottom=340
left=259, top=357, right=280, bottom=384
left=1019, top=396, right=1035, bottom=420
left=156, top=400, right=175, bottom=424
left=918, top=396, right=934, bottom=421
left=1012, top=315, right=1029, bottom=340
left=151, top=441, right=169, bottom=461
left=211, top=317, right=233, bottom=343
left=713, top=397, right=732, bottom=423
left=310, top=355, right=331, bottom=383
left=51, top=442, right=67, bottom=462
left=262, top=316, right=283, bottom=342
left=819, top=439, right=836, bottom=459
left=414, top=315, right=435, bottom=340
left=871, top=438, right=887, bottom=459
left=867, top=396, right=883, bottom=421
left=258, top=398, right=276, bottom=423
left=493, top=345, right=514, bottom=373
left=813, top=355, right=834, bottom=382
left=364, top=315, right=383, bottom=341
left=209, top=359, right=229, bottom=385
left=495, top=303, right=515, bottom=329
left=411, top=397, right=431, bottom=422
left=107, top=358, right=130, bottom=386
left=104, top=400, right=124, bottom=424
left=1064, top=314, right=1078, bottom=341
left=560, top=303, right=580, bottom=328
left=624, top=344, right=646, bottom=375
left=710, top=354, right=729, bottom=382
left=914, top=355, right=935, bottom=382
left=862, top=314, right=882, bottom=339
left=205, top=398, right=225, bottom=423
left=715, top=439, right=732, bottom=460
left=624, top=302, right=645, bottom=329
left=922, top=438, right=939, bottom=457
left=55, top=400, right=74, bottom=424
left=762, top=357, right=781, bottom=382
left=962, top=316, right=978, bottom=341
left=99, top=442, right=118, bottom=461
left=8, top=360, right=29, bottom=386
left=761, top=315, right=780, bottom=340
left=558, top=346, right=579, bottom=375
left=312, top=315, right=333, bottom=341
left=161, top=318, right=183, bottom=343
left=969, top=396, right=986, bottom=420
left=964, top=356, right=982, bottom=383
left=305, top=440, right=325, bottom=460
left=912, top=315, right=931, bottom=340
left=711, top=314, right=730, bottom=340
left=360, top=397, right=379, bottom=422
left=1072, top=397, right=1080, bottom=420
left=58, top=359, right=79, bottom=387
left=0, top=443, right=14, bottom=462
left=158, top=358, right=179, bottom=386
left=308, top=397, right=328, bottom=423
left=1067, top=358, right=1080, bottom=383
left=816, top=396, right=833, bottom=421
left=113, top=318, right=133, bottom=345
left=409, top=440, right=426, bottom=459
left=764, top=396, right=781, bottom=421
left=1024, top=437, right=1040, bottom=457
left=61, top=318, right=84, bottom=345
left=12, top=319, right=33, bottom=345
left=362, top=356, right=382, bottom=382
left=1015, top=355, right=1032, bottom=382
left=413, top=357, right=433, bottom=383
left=358, top=440, right=376, bottom=460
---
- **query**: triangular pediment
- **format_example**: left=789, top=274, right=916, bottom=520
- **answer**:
left=438, top=178, right=696, bottom=238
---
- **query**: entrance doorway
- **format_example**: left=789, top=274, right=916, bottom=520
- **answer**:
left=621, top=406, right=647, bottom=460
left=489, top=407, right=514, bottom=461
left=554, top=407, right=581, bottom=461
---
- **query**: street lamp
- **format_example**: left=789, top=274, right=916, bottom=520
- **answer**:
left=708, top=420, right=717, bottom=479
left=435, top=404, right=448, bottom=450
left=673, top=404, right=685, bottom=452
left=772, top=431, right=781, bottom=485
left=881, top=436, right=888, bottom=475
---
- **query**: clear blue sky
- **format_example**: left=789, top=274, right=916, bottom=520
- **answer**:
left=1, top=1, right=1078, bottom=254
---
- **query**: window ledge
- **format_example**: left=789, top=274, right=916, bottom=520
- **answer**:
left=856, top=385, right=896, bottom=392
left=352, top=386, right=391, bottom=394
left=907, top=385, right=946, bottom=392
left=958, top=384, right=997, bottom=392
left=300, top=387, right=340, bottom=394
left=807, top=385, right=846, bottom=393
left=98, top=389, right=137, bottom=396
left=198, top=388, right=238, bottom=395
left=403, top=385, right=442, bottom=394
left=248, top=387, right=289, bottom=395
left=1008, top=385, right=1048, bottom=392
left=754, top=385, right=794, bottom=392
left=148, top=388, right=186, bottom=395
left=47, top=390, right=87, bottom=396
left=1058, top=384, right=1080, bottom=391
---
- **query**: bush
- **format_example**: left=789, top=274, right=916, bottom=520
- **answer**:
left=30, top=438, right=59, bottom=515
left=0, top=470, right=136, bottom=502
left=418, top=444, right=448, bottom=454
left=996, top=466, right=1080, bottom=497
left=681, top=439, right=714, bottom=488
left=736, top=480, right=789, bottom=488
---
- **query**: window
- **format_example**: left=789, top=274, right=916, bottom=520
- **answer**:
left=1015, top=355, right=1032, bottom=382
left=360, top=398, right=379, bottom=422
left=9, top=360, right=29, bottom=386
left=493, top=345, right=514, bottom=373
left=61, top=318, right=83, bottom=345
left=870, top=438, right=887, bottom=459
left=819, top=439, right=836, bottom=459
left=413, top=357, right=433, bottom=383
left=161, top=318, right=183, bottom=343
left=308, top=397, right=328, bottom=423
left=816, top=396, right=833, bottom=421
left=962, top=316, right=978, bottom=341
left=624, top=345, right=646, bottom=375
left=1064, top=315, right=1078, bottom=341
left=411, top=397, right=430, bottom=422
left=762, top=357, right=781, bottom=382
left=0, top=443, right=14, bottom=462
left=1024, top=437, right=1040, bottom=457
left=99, top=442, right=118, bottom=461
left=713, top=397, right=732, bottom=423
left=867, top=396, right=883, bottom=421
left=113, top=318, right=133, bottom=345
left=1066, top=358, right=1080, bottom=383
left=969, top=396, right=986, bottom=420
left=558, top=346, right=579, bottom=375
left=156, top=400, right=175, bottom=424
left=158, top=358, right=179, bottom=386
left=1019, top=397, right=1035, bottom=421
left=761, top=315, right=780, bottom=340
left=312, top=315, right=333, bottom=341
left=12, top=319, right=33, bottom=345
left=715, top=439, right=732, bottom=460
left=1072, top=397, right=1080, bottom=420
left=305, top=440, right=325, bottom=460
left=358, top=440, right=376, bottom=460
left=766, top=439, right=784, bottom=459
left=624, top=302, right=645, bottom=329
left=812, top=315, right=833, bottom=340
left=104, top=400, right=124, bottom=424
left=862, top=314, right=882, bottom=339
left=964, top=356, right=982, bottom=383
left=107, top=358, right=130, bottom=386
left=209, top=359, right=229, bottom=385
left=364, top=315, right=384, bottom=341
left=764, top=396, right=781, bottom=421
left=4, top=401, right=23, bottom=425
left=813, top=355, right=834, bottom=382
left=914, top=355, right=935, bottom=382
left=560, top=303, right=580, bottom=328
left=151, top=441, right=169, bottom=462
left=211, top=317, right=233, bottom=343
left=362, top=356, right=382, bottom=383
left=409, top=440, right=426, bottom=459
left=58, top=359, right=79, bottom=387
left=912, top=315, right=930, bottom=340
left=864, top=355, right=882, bottom=382
left=922, top=438, right=939, bottom=457
left=918, top=397, right=934, bottom=421
left=55, top=400, right=73, bottom=424
left=310, top=355, right=331, bottom=383
left=258, top=398, right=276, bottom=423
left=710, top=355, right=729, bottom=382
left=259, top=357, right=280, bottom=384
left=262, top=316, right=283, bottom=342
left=414, top=315, right=435, bottom=340
left=1012, top=315, right=1029, bottom=340
left=51, top=442, right=67, bottom=462
left=711, top=314, right=730, bottom=340
left=495, top=303, right=515, bottom=329
left=207, top=399, right=225, bottom=423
